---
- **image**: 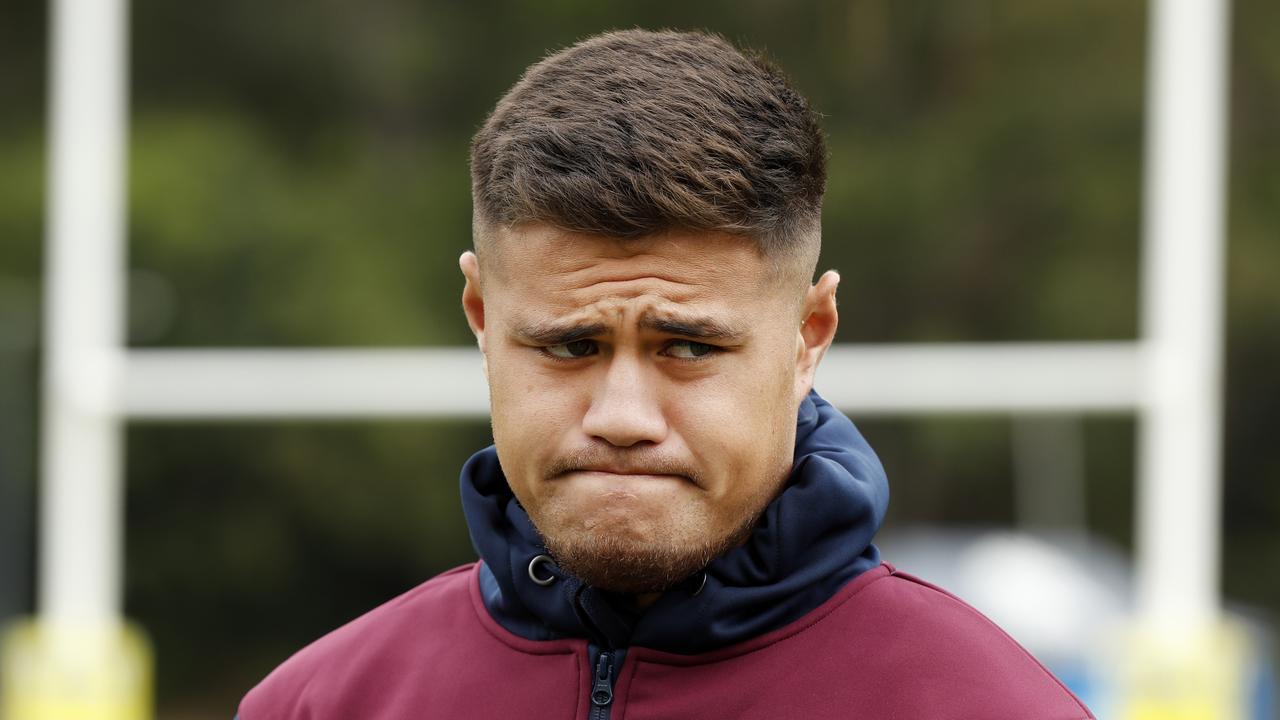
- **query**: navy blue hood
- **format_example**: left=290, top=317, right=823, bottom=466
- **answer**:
left=459, top=389, right=889, bottom=654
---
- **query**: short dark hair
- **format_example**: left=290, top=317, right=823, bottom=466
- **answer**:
left=470, top=29, right=826, bottom=265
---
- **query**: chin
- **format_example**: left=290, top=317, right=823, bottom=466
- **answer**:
left=547, top=538, right=710, bottom=594
left=536, top=515, right=746, bottom=594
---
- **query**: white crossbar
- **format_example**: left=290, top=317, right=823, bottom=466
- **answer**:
left=120, top=342, right=1142, bottom=419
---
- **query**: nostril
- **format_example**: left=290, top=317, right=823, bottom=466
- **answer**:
left=581, top=403, right=669, bottom=448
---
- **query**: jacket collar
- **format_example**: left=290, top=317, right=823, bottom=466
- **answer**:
left=460, top=389, right=889, bottom=653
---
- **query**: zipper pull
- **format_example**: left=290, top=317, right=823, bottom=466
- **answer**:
left=591, top=651, right=614, bottom=707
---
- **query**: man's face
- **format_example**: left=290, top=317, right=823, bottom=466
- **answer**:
left=460, top=224, right=838, bottom=594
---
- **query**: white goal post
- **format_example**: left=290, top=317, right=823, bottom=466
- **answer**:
left=33, top=0, right=1230, bottom=688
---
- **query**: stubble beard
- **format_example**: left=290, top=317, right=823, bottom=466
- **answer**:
left=519, top=440, right=793, bottom=595
left=530, top=496, right=771, bottom=595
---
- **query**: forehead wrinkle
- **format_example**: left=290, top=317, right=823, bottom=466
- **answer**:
left=544, top=245, right=762, bottom=295
left=555, top=258, right=760, bottom=296
left=544, top=272, right=715, bottom=316
left=511, top=292, right=746, bottom=341
left=486, top=224, right=774, bottom=290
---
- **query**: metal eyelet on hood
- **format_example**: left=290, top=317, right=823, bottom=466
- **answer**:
left=689, top=571, right=708, bottom=597
left=528, top=554, right=557, bottom=586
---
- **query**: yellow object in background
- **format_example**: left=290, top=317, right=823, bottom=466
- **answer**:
left=1117, top=619, right=1251, bottom=720
left=0, top=619, right=152, bottom=720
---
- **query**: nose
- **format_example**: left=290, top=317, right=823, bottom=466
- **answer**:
left=581, top=351, right=669, bottom=448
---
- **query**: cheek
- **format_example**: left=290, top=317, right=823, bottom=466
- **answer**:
left=488, top=347, right=576, bottom=418
left=726, top=343, right=797, bottom=430
left=486, top=349, right=585, bottom=487
left=680, top=352, right=796, bottom=499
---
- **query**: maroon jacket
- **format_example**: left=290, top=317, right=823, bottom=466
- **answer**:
left=241, top=395, right=1092, bottom=719
left=240, top=562, right=1091, bottom=719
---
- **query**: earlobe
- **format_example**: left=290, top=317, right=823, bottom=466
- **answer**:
left=794, top=271, right=840, bottom=403
left=459, top=251, right=487, bottom=351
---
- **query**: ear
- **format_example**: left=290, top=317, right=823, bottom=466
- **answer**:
left=793, top=270, right=840, bottom=404
left=459, top=251, right=489, bottom=377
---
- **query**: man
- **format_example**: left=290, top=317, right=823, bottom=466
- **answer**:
left=239, top=29, right=1093, bottom=719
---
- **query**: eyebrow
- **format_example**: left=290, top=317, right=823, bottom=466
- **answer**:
left=639, top=315, right=746, bottom=342
left=511, top=312, right=747, bottom=346
left=512, top=320, right=609, bottom=346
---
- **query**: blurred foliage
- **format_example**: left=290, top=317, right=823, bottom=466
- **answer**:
left=123, top=420, right=486, bottom=706
left=0, top=0, right=1277, bottom=716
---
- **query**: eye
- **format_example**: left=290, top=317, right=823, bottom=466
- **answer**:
left=544, top=339, right=598, bottom=359
left=665, top=340, right=718, bottom=359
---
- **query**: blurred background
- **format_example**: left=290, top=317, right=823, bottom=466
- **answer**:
left=1, top=0, right=1277, bottom=717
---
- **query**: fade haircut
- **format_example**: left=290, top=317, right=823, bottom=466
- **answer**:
left=470, top=29, right=826, bottom=278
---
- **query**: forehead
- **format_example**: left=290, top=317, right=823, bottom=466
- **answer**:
left=482, top=225, right=783, bottom=315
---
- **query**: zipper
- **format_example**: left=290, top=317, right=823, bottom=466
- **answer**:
left=574, top=585, right=623, bottom=720
left=588, top=649, right=615, bottom=720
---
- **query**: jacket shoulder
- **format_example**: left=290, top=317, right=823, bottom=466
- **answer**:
left=845, top=567, right=1094, bottom=718
left=238, top=563, right=479, bottom=719
left=620, top=565, right=1092, bottom=719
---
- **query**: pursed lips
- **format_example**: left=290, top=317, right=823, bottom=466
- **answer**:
left=566, top=467, right=696, bottom=486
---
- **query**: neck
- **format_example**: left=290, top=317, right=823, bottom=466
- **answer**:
left=633, top=591, right=662, bottom=610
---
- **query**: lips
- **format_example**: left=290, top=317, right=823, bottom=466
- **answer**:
left=572, top=469, right=686, bottom=480
left=565, top=469, right=696, bottom=486
left=545, top=450, right=702, bottom=487
left=579, top=466, right=676, bottom=476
